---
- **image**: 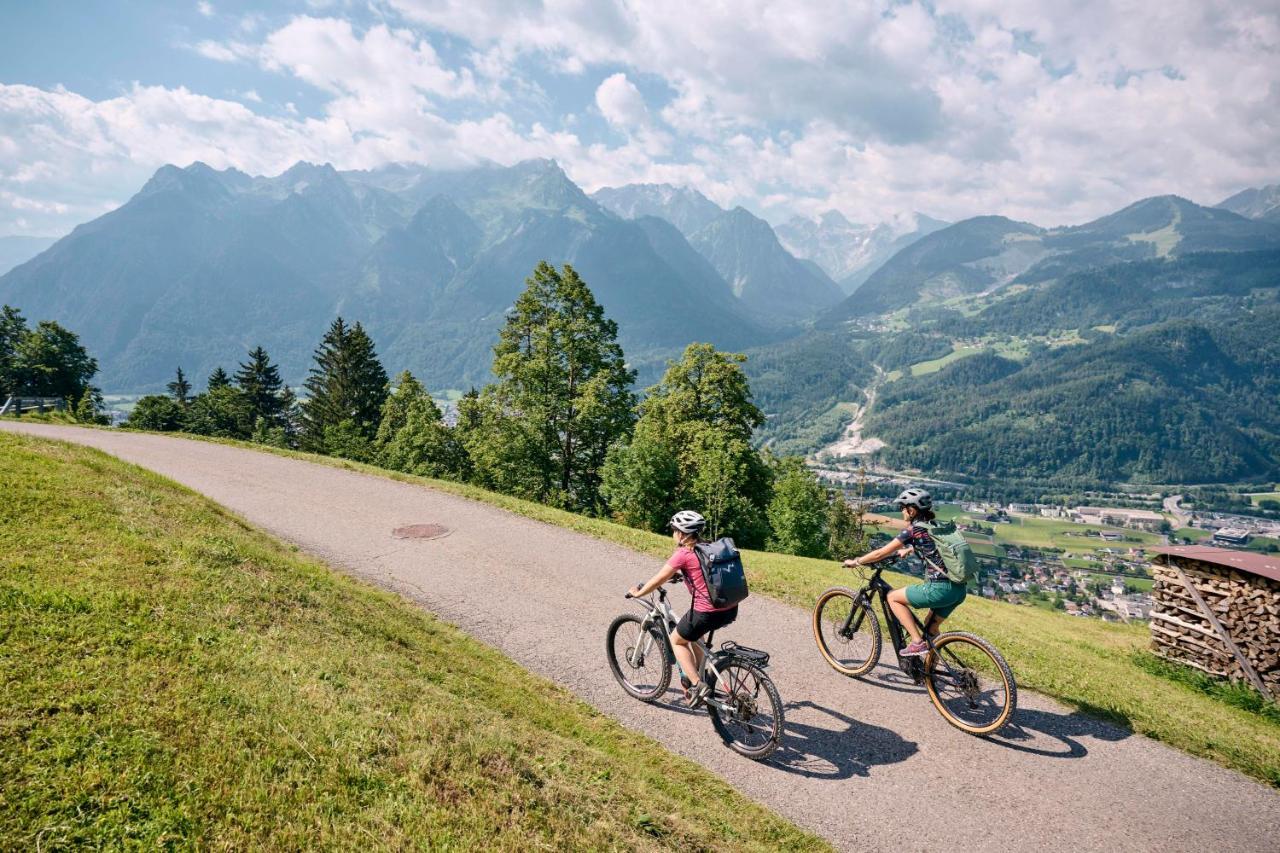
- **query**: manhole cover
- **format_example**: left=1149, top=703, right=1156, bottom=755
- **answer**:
left=392, top=523, right=451, bottom=540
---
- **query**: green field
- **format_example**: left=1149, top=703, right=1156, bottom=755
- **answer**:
left=945, top=510, right=1164, bottom=556
left=908, top=345, right=984, bottom=377
left=1248, top=492, right=1280, bottom=507
left=0, top=435, right=824, bottom=850
left=1080, top=572, right=1154, bottom=592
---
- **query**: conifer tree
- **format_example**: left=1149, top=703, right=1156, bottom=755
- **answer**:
left=235, top=345, right=285, bottom=427
left=301, top=317, right=388, bottom=452
left=166, top=367, right=191, bottom=405
left=207, top=366, right=231, bottom=391
left=469, top=262, right=635, bottom=511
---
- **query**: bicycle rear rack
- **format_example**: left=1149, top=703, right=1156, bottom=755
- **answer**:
left=718, top=640, right=771, bottom=668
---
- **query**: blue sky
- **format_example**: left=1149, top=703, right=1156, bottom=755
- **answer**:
left=2, top=0, right=1278, bottom=238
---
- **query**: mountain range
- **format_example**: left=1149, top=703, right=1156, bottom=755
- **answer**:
left=4, top=157, right=1278, bottom=488
left=1, top=159, right=803, bottom=392
left=590, top=184, right=843, bottom=320
left=0, top=236, right=57, bottom=277
left=774, top=210, right=950, bottom=292
left=1217, top=183, right=1280, bottom=223
left=819, top=195, right=1280, bottom=323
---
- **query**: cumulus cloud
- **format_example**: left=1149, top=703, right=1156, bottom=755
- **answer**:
left=2, top=1, right=1279, bottom=236
left=595, top=73, right=648, bottom=128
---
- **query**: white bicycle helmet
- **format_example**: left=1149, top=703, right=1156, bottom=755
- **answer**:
left=894, top=487, right=933, bottom=511
left=668, top=509, right=707, bottom=534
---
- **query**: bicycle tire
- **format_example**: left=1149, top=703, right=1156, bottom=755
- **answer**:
left=812, top=587, right=881, bottom=677
left=707, top=659, right=784, bottom=760
left=606, top=613, right=671, bottom=702
left=924, top=631, right=1017, bottom=736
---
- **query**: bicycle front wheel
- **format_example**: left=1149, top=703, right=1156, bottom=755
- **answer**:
left=924, top=631, right=1017, bottom=735
left=707, top=660, right=783, bottom=760
left=606, top=613, right=671, bottom=702
left=812, top=587, right=881, bottom=677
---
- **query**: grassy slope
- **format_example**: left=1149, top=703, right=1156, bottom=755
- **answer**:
left=188, top=442, right=1278, bottom=787
left=0, top=434, right=826, bottom=851
left=22, top=427, right=1280, bottom=787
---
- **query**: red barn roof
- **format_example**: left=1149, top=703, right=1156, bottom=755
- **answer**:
left=1152, top=546, right=1280, bottom=584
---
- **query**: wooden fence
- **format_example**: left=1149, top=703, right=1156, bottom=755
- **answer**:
left=0, top=396, right=66, bottom=416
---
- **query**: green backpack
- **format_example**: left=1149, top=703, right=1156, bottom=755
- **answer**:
left=918, top=520, right=976, bottom=584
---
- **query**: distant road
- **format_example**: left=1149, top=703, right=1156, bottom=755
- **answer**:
left=1164, top=494, right=1193, bottom=529
left=6, top=422, right=1278, bottom=851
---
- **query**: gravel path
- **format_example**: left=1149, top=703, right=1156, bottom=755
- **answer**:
left=6, top=423, right=1278, bottom=851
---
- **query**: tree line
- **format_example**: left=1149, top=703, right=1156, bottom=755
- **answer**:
left=0, top=305, right=104, bottom=422
left=124, top=261, right=868, bottom=558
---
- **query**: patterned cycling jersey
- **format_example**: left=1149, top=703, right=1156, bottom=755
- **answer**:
left=895, top=523, right=947, bottom=580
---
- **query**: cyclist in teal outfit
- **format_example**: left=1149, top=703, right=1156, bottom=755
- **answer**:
left=843, top=487, right=966, bottom=657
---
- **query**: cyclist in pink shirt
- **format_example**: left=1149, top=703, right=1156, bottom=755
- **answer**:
left=627, top=510, right=737, bottom=705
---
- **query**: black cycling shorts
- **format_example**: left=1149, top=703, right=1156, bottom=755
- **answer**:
left=676, top=606, right=738, bottom=642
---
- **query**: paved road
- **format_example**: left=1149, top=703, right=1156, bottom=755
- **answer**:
left=6, top=423, right=1278, bottom=851
left=1164, top=494, right=1192, bottom=530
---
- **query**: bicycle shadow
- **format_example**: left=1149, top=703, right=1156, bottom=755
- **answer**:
left=766, top=699, right=918, bottom=780
left=984, top=705, right=1132, bottom=759
left=863, top=665, right=928, bottom=694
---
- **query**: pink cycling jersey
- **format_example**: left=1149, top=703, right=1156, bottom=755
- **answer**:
left=668, top=547, right=734, bottom=613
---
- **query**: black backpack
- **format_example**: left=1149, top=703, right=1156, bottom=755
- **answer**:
left=693, top=538, right=750, bottom=608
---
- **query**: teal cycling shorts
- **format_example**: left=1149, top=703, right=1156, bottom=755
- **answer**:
left=905, top=579, right=967, bottom=619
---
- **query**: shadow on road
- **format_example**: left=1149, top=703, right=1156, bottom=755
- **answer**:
left=767, top=700, right=917, bottom=779
left=986, top=706, right=1131, bottom=759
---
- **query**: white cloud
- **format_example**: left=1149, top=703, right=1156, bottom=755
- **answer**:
left=260, top=17, right=476, bottom=101
left=3, top=1, right=1279, bottom=236
left=197, top=1, right=214, bottom=18
left=595, top=73, right=648, bottom=129
left=193, top=39, right=255, bottom=63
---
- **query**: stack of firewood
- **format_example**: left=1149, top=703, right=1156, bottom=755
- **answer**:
left=1150, top=558, right=1280, bottom=696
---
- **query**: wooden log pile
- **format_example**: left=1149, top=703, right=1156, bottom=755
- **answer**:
left=1150, top=557, right=1280, bottom=697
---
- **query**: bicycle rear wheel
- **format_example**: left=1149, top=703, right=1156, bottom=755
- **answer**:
left=812, top=587, right=881, bottom=677
left=707, top=659, right=783, bottom=760
left=606, top=613, right=671, bottom=702
left=924, top=631, right=1017, bottom=735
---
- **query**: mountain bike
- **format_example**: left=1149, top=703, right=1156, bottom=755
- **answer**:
left=812, top=558, right=1016, bottom=735
left=606, top=576, right=783, bottom=760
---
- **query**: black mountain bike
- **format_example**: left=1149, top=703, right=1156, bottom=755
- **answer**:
left=606, top=576, right=783, bottom=760
left=812, top=558, right=1016, bottom=735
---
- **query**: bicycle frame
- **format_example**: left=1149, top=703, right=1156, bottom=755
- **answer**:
left=840, top=563, right=936, bottom=678
left=627, top=585, right=737, bottom=713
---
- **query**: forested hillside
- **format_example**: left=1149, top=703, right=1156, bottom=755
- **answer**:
left=756, top=244, right=1280, bottom=487
left=865, top=308, right=1280, bottom=484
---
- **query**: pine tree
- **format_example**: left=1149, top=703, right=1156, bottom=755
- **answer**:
left=207, top=366, right=231, bottom=391
left=166, top=367, right=191, bottom=405
left=471, top=262, right=635, bottom=511
left=235, top=345, right=285, bottom=427
left=301, top=317, right=389, bottom=452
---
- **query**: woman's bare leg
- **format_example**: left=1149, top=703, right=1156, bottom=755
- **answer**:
left=670, top=629, right=701, bottom=686
left=888, top=588, right=923, bottom=644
